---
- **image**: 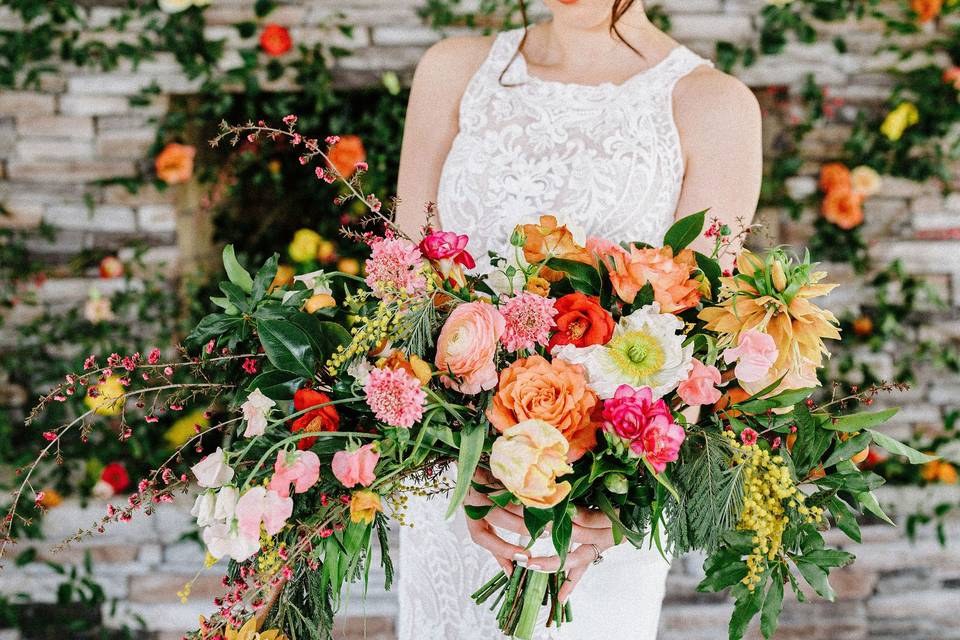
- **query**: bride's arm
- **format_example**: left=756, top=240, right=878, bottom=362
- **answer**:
left=671, top=68, right=763, bottom=270
left=395, top=36, right=492, bottom=239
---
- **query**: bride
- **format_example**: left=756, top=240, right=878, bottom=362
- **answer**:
left=393, top=1, right=761, bottom=638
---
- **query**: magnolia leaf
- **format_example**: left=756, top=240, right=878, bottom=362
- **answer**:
left=257, top=320, right=316, bottom=378
left=663, top=209, right=707, bottom=252
left=222, top=245, right=253, bottom=294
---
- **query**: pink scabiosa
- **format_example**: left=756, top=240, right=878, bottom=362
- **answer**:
left=364, top=236, right=426, bottom=299
left=499, top=292, right=558, bottom=353
left=601, top=384, right=684, bottom=474
left=364, top=366, right=426, bottom=428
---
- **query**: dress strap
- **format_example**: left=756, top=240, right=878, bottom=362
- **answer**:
left=480, top=28, right=527, bottom=85
left=646, top=46, right=714, bottom=92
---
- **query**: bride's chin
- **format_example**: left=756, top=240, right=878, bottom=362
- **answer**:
left=544, top=0, right=619, bottom=29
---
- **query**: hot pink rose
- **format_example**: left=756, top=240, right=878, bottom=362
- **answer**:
left=723, top=329, right=779, bottom=383
left=677, top=359, right=722, bottom=406
left=419, top=230, right=476, bottom=269
left=601, top=385, right=673, bottom=442
left=235, top=486, right=293, bottom=539
left=331, top=443, right=380, bottom=488
left=631, top=417, right=686, bottom=474
left=267, top=450, right=321, bottom=498
left=435, top=301, right=506, bottom=394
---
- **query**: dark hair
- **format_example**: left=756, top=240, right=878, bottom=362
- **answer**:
left=502, top=0, right=641, bottom=84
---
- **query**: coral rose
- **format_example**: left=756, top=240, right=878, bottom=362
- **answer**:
left=487, top=355, right=601, bottom=460
left=260, top=24, right=292, bottom=57
left=677, top=359, right=722, bottom=406
left=607, top=246, right=701, bottom=313
left=435, top=301, right=505, bottom=394
left=155, top=143, right=195, bottom=185
left=548, top=293, right=615, bottom=351
left=521, top=215, right=592, bottom=282
left=290, top=389, right=339, bottom=450
left=822, top=187, right=864, bottom=230
left=327, top=135, right=366, bottom=179
left=489, top=419, right=573, bottom=509
left=818, top=163, right=851, bottom=194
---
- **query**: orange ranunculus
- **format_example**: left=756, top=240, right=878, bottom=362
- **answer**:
left=921, top=459, right=958, bottom=484
left=818, top=163, right=851, bottom=194
left=155, top=143, right=196, bottom=185
left=548, top=292, right=615, bottom=350
left=607, top=246, right=701, bottom=313
left=521, top=215, right=592, bottom=282
left=328, top=135, right=366, bottom=179
left=911, top=0, right=942, bottom=22
left=486, top=355, right=600, bottom=461
left=349, top=490, right=383, bottom=524
left=290, top=389, right=339, bottom=450
left=435, top=301, right=505, bottom=394
left=260, top=23, right=292, bottom=56
left=822, top=187, right=865, bottom=230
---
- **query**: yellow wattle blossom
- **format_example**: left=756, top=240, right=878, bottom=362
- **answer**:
left=225, top=618, right=287, bottom=640
left=84, top=375, right=126, bottom=417
left=880, top=102, right=919, bottom=142
left=288, top=229, right=322, bottom=263
left=164, top=408, right=209, bottom=449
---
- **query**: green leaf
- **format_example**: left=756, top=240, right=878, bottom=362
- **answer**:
left=445, top=421, right=486, bottom=519
left=251, top=253, right=279, bottom=303
left=523, top=507, right=553, bottom=542
left=222, top=245, right=253, bottom=294
left=737, top=387, right=815, bottom=414
left=823, top=431, right=872, bottom=468
left=663, top=210, right=707, bottom=252
left=246, top=369, right=301, bottom=401
left=823, top=408, right=899, bottom=432
left=760, top=575, right=784, bottom=639
left=220, top=281, right=250, bottom=313
left=795, top=559, right=835, bottom=601
left=728, top=583, right=764, bottom=640
left=867, top=429, right=938, bottom=464
left=695, top=251, right=722, bottom=294
left=464, top=504, right=493, bottom=520
left=828, top=496, right=862, bottom=543
left=642, top=458, right=680, bottom=502
left=185, top=313, right=243, bottom=348
left=544, top=257, right=601, bottom=296
left=855, top=490, right=894, bottom=525
left=551, top=510, right=573, bottom=568
left=257, top=320, right=316, bottom=378
left=314, top=321, right=352, bottom=364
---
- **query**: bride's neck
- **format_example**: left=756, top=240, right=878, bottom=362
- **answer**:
left=529, top=12, right=662, bottom=69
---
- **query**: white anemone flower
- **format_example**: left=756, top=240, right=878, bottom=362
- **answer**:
left=553, top=303, right=693, bottom=399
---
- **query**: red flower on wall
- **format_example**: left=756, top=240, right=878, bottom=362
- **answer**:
left=101, top=462, right=131, bottom=493
left=260, top=24, right=292, bottom=57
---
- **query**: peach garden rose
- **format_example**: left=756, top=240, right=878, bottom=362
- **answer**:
left=489, top=419, right=573, bottom=510
left=606, top=246, right=701, bottom=313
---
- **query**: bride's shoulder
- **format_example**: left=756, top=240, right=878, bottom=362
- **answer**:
left=412, top=34, right=497, bottom=89
left=672, top=64, right=760, bottom=143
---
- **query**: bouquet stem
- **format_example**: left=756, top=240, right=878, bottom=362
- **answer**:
left=471, top=565, right=571, bottom=639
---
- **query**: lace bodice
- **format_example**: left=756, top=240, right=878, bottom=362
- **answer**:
left=437, top=28, right=712, bottom=269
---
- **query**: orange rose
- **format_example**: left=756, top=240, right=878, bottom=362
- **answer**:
left=521, top=215, right=592, bottom=282
left=486, top=355, right=600, bottom=460
left=328, top=135, right=366, bottom=179
left=911, top=0, right=942, bottom=22
left=607, top=246, right=701, bottom=313
left=818, top=163, right=851, bottom=194
left=155, top=143, right=195, bottom=185
left=822, top=187, right=865, bottom=230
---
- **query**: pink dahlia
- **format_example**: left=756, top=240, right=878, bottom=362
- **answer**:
left=364, top=237, right=426, bottom=298
left=364, top=366, right=426, bottom=428
left=499, top=292, right=558, bottom=353
left=602, top=384, right=685, bottom=474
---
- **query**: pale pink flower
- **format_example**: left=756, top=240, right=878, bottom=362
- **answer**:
left=498, top=292, right=558, bottom=353
left=267, top=450, right=321, bottom=498
left=331, top=443, right=380, bottom=488
left=723, top=329, right=779, bottom=383
left=202, top=521, right=260, bottom=562
left=364, top=366, right=426, bottom=428
left=677, top=359, right=723, bottom=406
left=190, top=447, right=234, bottom=488
left=235, top=486, right=293, bottom=540
left=84, top=296, right=114, bottom=324
left=241, top=388, right=276, bottom=438
left=364, top=237, right=426, bottom=298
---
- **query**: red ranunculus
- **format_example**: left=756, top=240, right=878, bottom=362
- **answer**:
left=290, top=388, right=339, bottom=450
left=100, top=462, right=130, bottom=493
left=548, top=293, right=615, bottom=351
left=260, top=24, right=292, bottom=57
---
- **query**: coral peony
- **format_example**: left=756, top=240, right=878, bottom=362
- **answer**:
left=331, top=443, right=380, bottom=488
left=677, top=359, right=722, bottom=406
left=259, top=24, right=292, bottom=57
left=498, top=292, right=558, bottom=353
left=521, top=215, right=592, bottom=282
left=327, top=135, right=366, bottom=179
left=487, top=355, right=601, bottom=460
left=821, top=188, right=864, bottom=230
left=489, top=419, right=573, bottom=509
left=155, top=142, right=195, bottom=185
left=364, top=236, right=426, bottom=299
left=435, top=301, right=505, bottom=394
left=349, top=490, right=383, bottom=524
left=723, top=329, right=779, bottom=383
left=268, top=449, right=321, bottom=498
left=607, top=246, right=701, bottom=313
left=290, top=389, right=339, bottom=450
left=364, top=366, right=426, bottom=428
left=548, top=293, right=615, bottom=351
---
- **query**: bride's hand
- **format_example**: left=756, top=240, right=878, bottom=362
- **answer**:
left=464, top=469, right=530, bottom=576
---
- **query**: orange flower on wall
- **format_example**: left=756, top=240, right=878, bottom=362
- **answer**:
left=822, top=188, right=865, bottom=230
left=817, top=162, right=878, bottom=231
left=327, top=135, right=367, bottom=179
left=155, top=142, right=196, bottom=185
left=260, top=24, right=292, bottom=56
left=911, top=0, right=943, bottom=22
left=818, top=163, right=851, bottom=193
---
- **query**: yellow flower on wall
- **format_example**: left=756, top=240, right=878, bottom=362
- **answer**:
left=288, top=229, right=322, bottom=263
left=880, top=102, right=919, bottom=141
left=84, top=376, right=126, bottom=416
left=164, top=408, right=210, bottom=449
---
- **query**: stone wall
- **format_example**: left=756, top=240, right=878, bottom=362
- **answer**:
left=1, top=0, right=959, bottom=638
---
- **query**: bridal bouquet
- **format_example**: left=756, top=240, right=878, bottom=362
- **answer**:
left=2, top=118, right=934, bottom=640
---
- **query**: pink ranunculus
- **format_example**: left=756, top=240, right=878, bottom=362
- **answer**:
left=331, top=443, right=380, bottom=488
left=419, top=230, right=476, bottom=270
left=601, top=384, right=673, bottom=443
left=723, top=329, right=779, bottom=384
left=235, top=486, right=293, bottom=540
left=435, top=301, right=506, bottom=394
left=631, top=415, right=686, bottom=474
left=677, top=359, right=723, bottom=406
left=267, top=450, right=321, bottom=498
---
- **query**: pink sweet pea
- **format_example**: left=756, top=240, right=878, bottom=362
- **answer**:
left=419, top=230, right=476, bottom=270
left=235, top=486, right=293, bottom=539
left=677, top=359, right=722, bottom=406
left=723, top=330, right=779, bottom=383
left=267, top=450, right=321, bottom=498
left=331, top=443, right=380, bottom=488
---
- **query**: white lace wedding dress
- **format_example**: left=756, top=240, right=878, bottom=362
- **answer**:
left=397, top=28, right=712, bottom=640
